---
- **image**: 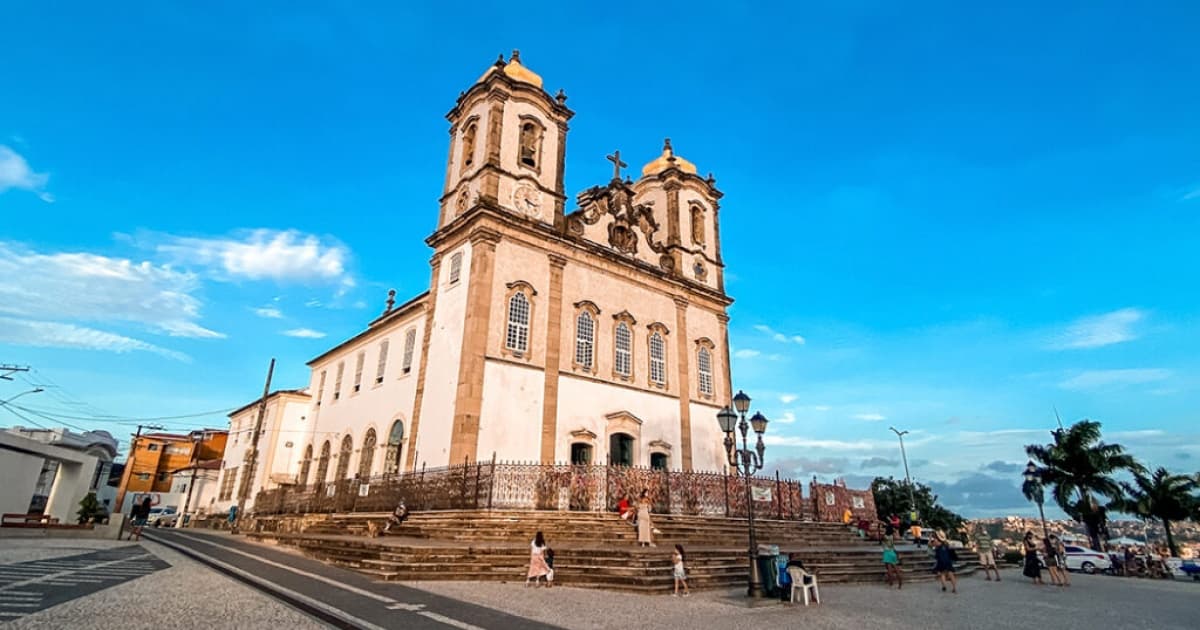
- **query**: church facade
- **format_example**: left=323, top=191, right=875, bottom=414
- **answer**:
left=290, top=52, right=736, bottom=487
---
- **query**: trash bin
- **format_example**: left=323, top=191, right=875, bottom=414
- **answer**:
left=757, top=544, right=781, bottom=597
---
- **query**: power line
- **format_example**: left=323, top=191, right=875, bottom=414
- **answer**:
left=11, top=403, right=236, bottom=423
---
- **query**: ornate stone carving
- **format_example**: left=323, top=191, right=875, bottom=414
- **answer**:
left=572, top=178, right=667, bottom=257
left=659, top=254, right=676, bottom=273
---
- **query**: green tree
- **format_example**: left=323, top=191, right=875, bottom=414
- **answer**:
left=870, top=476, right=965, bottom=539
left=1111, top=467, right=1200, bottom=557
left=1025, top=420, right=1141, bottom=551
left=76, top=493, right=104, bottom=525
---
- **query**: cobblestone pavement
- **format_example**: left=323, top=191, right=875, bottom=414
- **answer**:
left=6, top=538, right=330, bottom=629
left=0, top=545, right=168, bottom=621
left=0, top=539, right=123, bottom=565
left=402, top=568, right=1199, bottom=630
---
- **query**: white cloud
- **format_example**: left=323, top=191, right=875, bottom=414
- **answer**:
left=763, top=436, right=879, bottom=451
left=853, top=412, right=886, bottom=421
left=1049, top=308, right=1145, bottom=349
left=0, top=317, right=188, bottom=361
left=253, top=306, right=283, bottom=319
left=733, top=349, right=761, bottom=359
left=156, top=229, right=351, bottom=285
left=779, top=394, right=798, bottom=404
left=753, top=324, right=806, bottom=345
left=282, top=328, right=326, bottom=339
left=0, top=146, right=53, bottom=203
left=813, top=405, right=831, bottom=412
left=0, top=242, right=224, bottom=343
left=777, top=411, right=796, bottom=424
left=1181, top=184, right=1200, bottom=201
left=1058, top=368, right=1171, bottom=390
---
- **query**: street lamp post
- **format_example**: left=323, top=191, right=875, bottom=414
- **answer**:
left=1023, top=461, right=1049, bottom=539
left=717, top=390, right=769, bottom=598
left=888, top=426, right=917, bottom=521
left=0, top=387, right=44, bottom=407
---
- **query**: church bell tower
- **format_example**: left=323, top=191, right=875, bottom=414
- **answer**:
left=439, top=51, right=574, bottom=230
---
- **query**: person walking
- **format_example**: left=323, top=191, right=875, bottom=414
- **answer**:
left=637, top=490, right=655, bottom=547
left=974, top=526, right=1001, bottom=582
left=672, top=544, right=690, bottom=597
left=126, top=497, right=151, bottom=541
left=910, top=522, right=924, bottom=548
left=882, top=525, right=903, bottom=589
left=1043, top=536, right=1065, bottom=586
left=1022, top=531, right=1044, bottom=585
left=1053, top=536, right=1071, bottom=586
left=931, top=531, right=958, bottom=594
left=526, top=531, right=553, bottom=587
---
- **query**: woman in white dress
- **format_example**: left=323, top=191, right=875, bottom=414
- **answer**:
left=526, top=531, right=553, bottom=587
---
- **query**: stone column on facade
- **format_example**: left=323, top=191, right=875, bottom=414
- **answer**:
left=717, top=313, right=733, bottom=405
left=480, top=93, right=506, bottom=203
left=447, top=228, right=502, bottom=465
left=554, top=121, right=568, bottom=217
left=404, top=255, right=442, bottom=472
left=439, top=123, right=458, bottom=227
left=672, top=296, right=694, bottom=471
left=539, top=254, right=568, bottom=464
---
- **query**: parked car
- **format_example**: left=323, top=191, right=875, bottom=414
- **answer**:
left=1179, top=560, right=1200, bottom=581
left=147, top=506, right=178, bottom=527
left=1061, top=545, right=1112, bottom=573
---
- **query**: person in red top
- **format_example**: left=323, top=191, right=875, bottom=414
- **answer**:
left=618, top=494, right=636, bottom=527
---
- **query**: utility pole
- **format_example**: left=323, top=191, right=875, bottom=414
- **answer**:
left=232, top=358, right=274, bottom=534
left=889, top=426, right=918, bottom=521
left=0, top=364, right=30, bottom=381
left=114, top=423, right=165, bottom=511
left=176, top=431, right=202, bottom=529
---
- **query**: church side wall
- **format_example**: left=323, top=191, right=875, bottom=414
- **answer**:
left=555, top=375, right=681, bottom=468
left=476, top=360, right=545, bottom=462
left=688, top=401, right=727, bottom=472
left=414, top=241, right=473, bottom=468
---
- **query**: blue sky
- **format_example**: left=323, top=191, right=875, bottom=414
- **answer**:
left=2, top=2, right=1198, bottom=516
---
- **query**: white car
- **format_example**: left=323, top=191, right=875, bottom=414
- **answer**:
left=147, top=506, right=178, bottom=527
left=1061, top=545, right=1112, bottom=573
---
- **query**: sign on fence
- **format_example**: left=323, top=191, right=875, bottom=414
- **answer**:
left=751, top=486, right=773, bottom=502
left=358, top=483, right=370, bottom=497
left=326, top=484, right=336, bottom=497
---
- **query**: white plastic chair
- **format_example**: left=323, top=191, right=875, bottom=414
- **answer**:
left=787, top=566, right=820, bottom=605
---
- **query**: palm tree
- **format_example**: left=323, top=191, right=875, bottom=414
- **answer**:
left=1025, top=420, right=1141, bottom=551
left=1114, top=468, right=1200, bottom=557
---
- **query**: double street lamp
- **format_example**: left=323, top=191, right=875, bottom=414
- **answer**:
left=1023, top=461, right=1049, bottom=538
left=717, top=390, right=769, bottom=597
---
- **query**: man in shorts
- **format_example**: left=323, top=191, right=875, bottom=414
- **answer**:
left=975, top=526, right=1000, bottom=581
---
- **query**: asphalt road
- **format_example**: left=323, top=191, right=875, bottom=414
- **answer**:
left=0, top=545, right=168, bottom=622
left=143, top=529, right=559, bottom=630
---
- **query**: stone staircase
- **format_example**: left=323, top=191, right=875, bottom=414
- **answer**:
left=245, top=509, right=977, bottom=594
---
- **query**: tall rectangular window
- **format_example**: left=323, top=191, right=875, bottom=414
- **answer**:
left=614, top=323, right=632, bottom=377
left=334, top=362, right=344, bottom=400
left=449, top=252, right=463, bottom=284
left=402, top=329, right=417, bottom=374
left=574, top=312, right=594, bottom=369
left=353, top=352, right=365, bottom=392
left=649, top=332, right=666, bottom=385
left=506, top=293, right=530, bottom=354
left=316, top=370, right=327, bottom=406
left=698, top=347, right=714, bottom=396
left=376, top=340, right=389, bottom=385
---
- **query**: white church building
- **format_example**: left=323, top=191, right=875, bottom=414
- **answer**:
left=238, top=52, right=738, bottom=498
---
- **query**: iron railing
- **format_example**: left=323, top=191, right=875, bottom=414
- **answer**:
left=252, top=461, right=815, bottom=520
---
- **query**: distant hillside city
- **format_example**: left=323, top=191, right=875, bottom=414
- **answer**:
left=970, top=516, right=1200, bottom=558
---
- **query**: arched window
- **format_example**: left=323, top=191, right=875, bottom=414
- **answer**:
left=461, top=120, right=477, bottom=170
left=384, top=420, right=404, bottom=475
left=315, top=441, right=332, bottom=487
left=298, top=444, right=313, bottom=489
left=614, top=323, right=632, bottom=377
left=518, top=119, right=543, bottom=169
left=697, top=347, right=714, bottom=397
left=650, top=453, right=669, bottom=471
left=448, top=252, right=463, bottom=285
left=506, top=292, right=530, bottom=354
left=358, top=429, right=377, bottom=479
left=335, top=435, right=354, bottom=481
left=690, top=204, right=705, bottom=245
left=575, top=311, right=594, bottom=369
left=402, top=328, right=417, bottom=374
left=648, top=332, right=666, bottom=385
left=570, top=443, right=593, bottom=465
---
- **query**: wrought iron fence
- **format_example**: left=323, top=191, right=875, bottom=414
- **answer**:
left=252, top=461, right=816, bottom=521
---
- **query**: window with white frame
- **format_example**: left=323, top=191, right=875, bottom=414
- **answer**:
left=146, top=444, right=159, bottom=451
left=402, top=329, right=416, bottom=374
left=353, top=352, right=365, bottom=392
left=376, top=340, right=389, bottom=384
left=649, top=332, right=666, bottom=385
left=614, top=323, right=632, bottom=377
left=697, top=347, right=714, bottom=396
left=449, top=252, right=463, bottom=285
left=506, top=292, right=530, bottom=354
left=575, top=311, right=594, bottom=369
left=334, top=362, right=344, bottom=400
left=316, top=370, right=326, bottom=406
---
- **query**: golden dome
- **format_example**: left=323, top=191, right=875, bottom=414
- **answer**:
left=476, top=50, right=544, bottom=89
left=641, top=138, right=698, bottom=177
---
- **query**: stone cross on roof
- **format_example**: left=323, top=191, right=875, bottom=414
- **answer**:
left=606, top=150, right=627, bottom=181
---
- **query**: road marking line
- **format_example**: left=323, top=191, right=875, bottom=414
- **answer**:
left=154, top=532, right=489, bottom=630
left=164, top=531, right=397, bottom=604
left=0, top=555, right=151, bottom=592
left=0, top=611, right=23, bottom=617
left=144, top=535, right=393, bottom=630
left=387, top=602, right=426, bottom=611
left=419, top=611, right=487, bottom=630
left=0, top=602, right=38, bottom=608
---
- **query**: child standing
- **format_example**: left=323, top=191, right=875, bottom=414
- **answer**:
left=672, top=544, right=690, bottom=597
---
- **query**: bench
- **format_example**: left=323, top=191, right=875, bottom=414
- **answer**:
left=1, top=513, right=60, bottom=527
